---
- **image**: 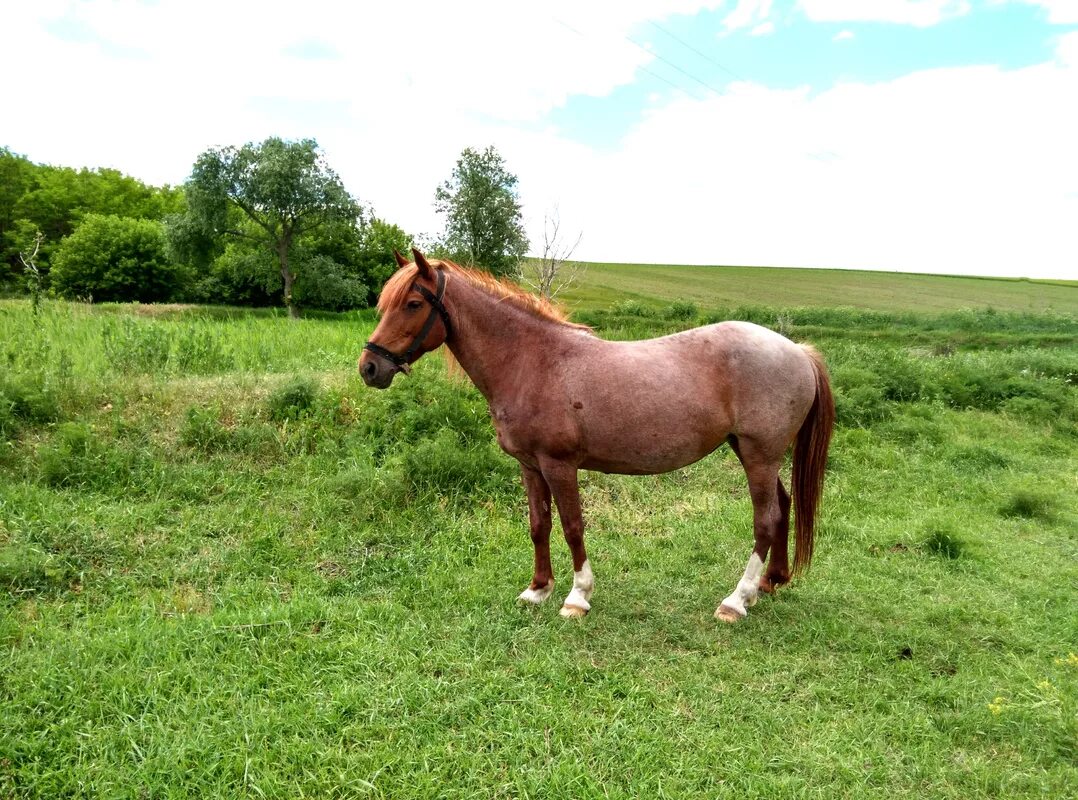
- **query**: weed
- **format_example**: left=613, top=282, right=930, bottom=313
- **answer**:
left=267, top=376, right=318, bottom=421
left=101, top=317, right=172, bottom=373
left=999, top=488, right=1060, bottom=521
left=922, top=526, right=967, bottom=560
left=0, top=544, right=76, bottom=595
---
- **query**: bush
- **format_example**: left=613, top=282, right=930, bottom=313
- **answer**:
left=665, top=300, right=698, bottom=321
left=51, top=214, right=186, bottom=302
left=611, top=300, right=654, bottom=317
left=292, top=255, right=369, bottom=312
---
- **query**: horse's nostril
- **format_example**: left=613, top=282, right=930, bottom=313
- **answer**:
left=363, top=361, right=376, bottom=378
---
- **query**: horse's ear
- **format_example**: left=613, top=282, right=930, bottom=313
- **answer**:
left=393, top=250, right=409, bottom=269
left=412, top=247, right=434, bottom=279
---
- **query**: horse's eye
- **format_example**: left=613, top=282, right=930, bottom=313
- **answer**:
left=406, top=299, right=423, bottom=310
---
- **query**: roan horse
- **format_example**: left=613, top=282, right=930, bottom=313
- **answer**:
left=360, top=249, right=834, bottom=623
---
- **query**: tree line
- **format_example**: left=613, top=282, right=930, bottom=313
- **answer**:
left=1, top=140, right=529, bottom=315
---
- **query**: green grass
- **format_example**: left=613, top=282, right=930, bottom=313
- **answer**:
left=557, top=261, right=1078, bottom=314
left=1, top=288, right=1076, bottom=798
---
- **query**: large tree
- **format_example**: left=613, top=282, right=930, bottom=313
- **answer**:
left=434, top=146, right=528, bottom=276
left=178, top=137, right=360, bottom=318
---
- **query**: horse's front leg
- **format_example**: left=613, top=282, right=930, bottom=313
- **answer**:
left=517, top=465, right=555, bottom=605
left=539, top=458, right=593, bottom=618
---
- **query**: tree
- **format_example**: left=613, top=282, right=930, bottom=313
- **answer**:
left=2, top=148, right=183, bottom=285
left=519, top=207, right=583, bottom=300
left=50, top=214, right=182, bottom=302
left=355, top=218, right=413, bottom=303
left=434, top=146, right=528, bottom=276
left=177, top=137, right=361, bottom=318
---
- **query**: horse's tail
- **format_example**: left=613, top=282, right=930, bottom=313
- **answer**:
left=791, top=345, right=834, bottom=577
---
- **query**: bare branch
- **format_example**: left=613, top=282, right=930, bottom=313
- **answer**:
left=17, top=231, right=44, bottom=270
left=520, top=206, right=584, bottom=301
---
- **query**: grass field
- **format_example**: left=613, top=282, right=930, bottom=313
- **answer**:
left=1, top=271, right=1076, bottom=798
left=559, top=261, right=1078, bottom=314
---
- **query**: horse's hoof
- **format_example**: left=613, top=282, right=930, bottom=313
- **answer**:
left=715, top=604, right=745, bottom=624
left=559, top=604, right=589, bottom=619
left=518, top=580, right=555, bottom=605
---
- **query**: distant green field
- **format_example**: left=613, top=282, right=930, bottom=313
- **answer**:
left=557, top=262, right=1078, bottom=314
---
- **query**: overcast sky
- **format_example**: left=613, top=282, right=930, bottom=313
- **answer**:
left=4, top=0, right=1077, bottom=278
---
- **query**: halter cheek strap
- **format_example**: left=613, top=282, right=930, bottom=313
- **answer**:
left=363, top=269, right=452, bottom=371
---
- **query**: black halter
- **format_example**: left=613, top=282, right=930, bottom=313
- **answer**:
left=364, top=269, right=452, bottom=371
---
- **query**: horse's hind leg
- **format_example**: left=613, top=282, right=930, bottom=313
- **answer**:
left=759, top=479, right=791, bottom=593
left=717, top=437, right=782, bottom=623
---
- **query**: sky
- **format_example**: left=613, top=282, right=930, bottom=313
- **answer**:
left=3, top=0, right=1077, bottom=279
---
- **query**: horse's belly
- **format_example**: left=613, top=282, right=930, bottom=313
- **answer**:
left=578, top=427, right=727, bottom=475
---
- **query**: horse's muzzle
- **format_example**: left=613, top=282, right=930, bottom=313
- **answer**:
left=358, top=350, right=397, bottom=389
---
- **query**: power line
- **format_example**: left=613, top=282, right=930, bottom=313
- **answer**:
left=649, top=20, right=748, bottom=83
left=624, top=36, right=726, bottom=98
left=555, top=16, right=712, bottom=99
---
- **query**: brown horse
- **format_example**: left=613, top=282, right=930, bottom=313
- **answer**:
left=360, top=249, right=834, bottom=623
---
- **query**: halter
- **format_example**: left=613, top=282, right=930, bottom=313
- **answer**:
left=363, top=269, right=452, bottom=372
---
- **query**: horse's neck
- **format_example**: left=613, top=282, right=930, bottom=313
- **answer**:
left=443, top=277, right=569, bottom=403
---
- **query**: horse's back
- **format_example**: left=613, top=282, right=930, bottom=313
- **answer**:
left=561, top=321, right=817, bottom=474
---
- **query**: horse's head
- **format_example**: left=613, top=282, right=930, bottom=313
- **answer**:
left=359, top=248, right=452, bottom=389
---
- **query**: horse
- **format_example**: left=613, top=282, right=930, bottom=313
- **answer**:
left=359, top=248, right=834, bottom=623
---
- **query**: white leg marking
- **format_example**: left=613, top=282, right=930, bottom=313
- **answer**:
left=716, top=553, right=764, bottom=622
left=560, top=559, right=594, bottom=618
left=518, top=579, right=555, bottom=605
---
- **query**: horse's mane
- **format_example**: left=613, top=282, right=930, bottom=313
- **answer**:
left=377, top=258, right=591, bottom=333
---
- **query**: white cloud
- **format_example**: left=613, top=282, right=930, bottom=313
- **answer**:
left=799, top=0, right=971, bottom=27
left=751, top=21, right=776, bottom=35
left=524, top=40, right=1078, bottom=278
left=723, top=0, right=774, bottom=31
left=3, top=0, right=1077, bottom=279
left=1009, top=0, right=1078, bottom=23
left=834, top=29, right=856, bottom=41
left=1059, top=31, right=1078, bottom=65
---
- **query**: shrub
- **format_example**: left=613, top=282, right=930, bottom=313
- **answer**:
left=611, top=300, right=654, bottom=317
left=665, top=300, right=698, bottom=321
left=51, top=214, right=186, bottom=302
left=291, top=255, right=369, bottom=312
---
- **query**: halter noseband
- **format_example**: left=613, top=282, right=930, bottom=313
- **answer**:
left=363, top=269, right=452, bottom=372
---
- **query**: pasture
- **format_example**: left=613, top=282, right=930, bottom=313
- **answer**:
left=557, top=261, right=1078, bottom=314
left=1, top=270, right=1076, bottom=798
